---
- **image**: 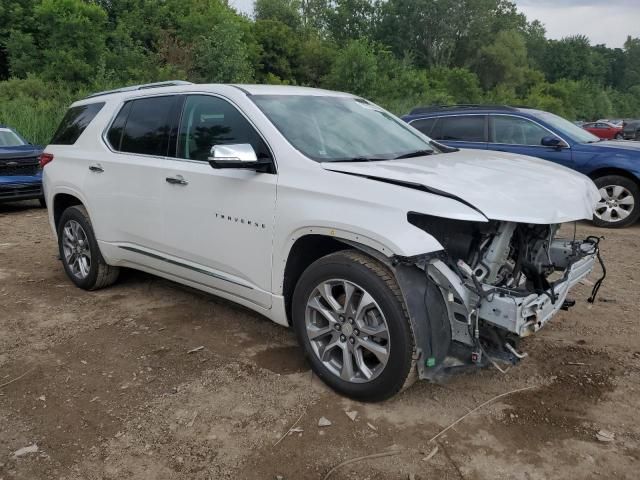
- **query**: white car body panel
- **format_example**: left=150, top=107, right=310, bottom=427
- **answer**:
left=43, top=83, right=599, bottom=330
left=321, top=150, right=599, bottom=224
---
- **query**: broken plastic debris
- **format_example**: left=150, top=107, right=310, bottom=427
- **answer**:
left=187, top=346, right=205, bottom=354
left=13, top=444, right=38, bottom=457
left=345, top=410, right=358, bottom=421
left=596, top=430, right=615, bottom=442
left=318, top=416, right=332, bottom=427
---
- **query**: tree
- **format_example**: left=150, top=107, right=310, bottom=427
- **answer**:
left=253, top=19, right=301, bottom=82
left=323, top=38, right=378, bottom=97
left=7, top=0, right=108, bottom=84
left=255, top=0, right=302, bottom=31
left=191, top=23, right=254, bottom=82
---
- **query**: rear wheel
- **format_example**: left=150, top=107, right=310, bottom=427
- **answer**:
left=615, top=133, right=623, bottom=140
left=57, top=205, right=119, bottom=290
left=292, top=250, right=416, bottom=402
left=593, top=175, right=640, bottom=228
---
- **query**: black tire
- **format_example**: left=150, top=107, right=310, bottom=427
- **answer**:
left=292, top=250, right=416, bottom=402
left=57, top=205, right=119, bottom=290
left=38, top=197, right=46, bottom=208
left=592, top=175, right=640, bottom=228
left=615, top=133, right=623, bottom=140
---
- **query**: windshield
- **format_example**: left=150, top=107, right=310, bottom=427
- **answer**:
left=528, top=110, right=600, bottom=144
left=0, top=128, right=27, bottom=147
left=251, top=95, right=434, bottom=162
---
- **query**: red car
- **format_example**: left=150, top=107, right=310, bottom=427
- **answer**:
left=582, top=121, right=623, bottom=140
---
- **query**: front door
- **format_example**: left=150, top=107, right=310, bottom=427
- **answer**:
left=488, top=114, right=573, bottom=169
left=161, top=94, right=277, bottom=308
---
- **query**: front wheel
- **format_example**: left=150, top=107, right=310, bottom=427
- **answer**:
left=292, top=250, right=416, bottom=402
left=593, top=175, right=640, bottom=228
left=57, top=205, right=119, bottom=290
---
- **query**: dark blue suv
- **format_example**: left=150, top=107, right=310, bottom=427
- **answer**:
left=0, top=125, right=44, bottom=207
left=402, top=105, right=640, bottom=228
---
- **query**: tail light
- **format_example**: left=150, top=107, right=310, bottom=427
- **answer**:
left=39, top=153, right=54, bottom=168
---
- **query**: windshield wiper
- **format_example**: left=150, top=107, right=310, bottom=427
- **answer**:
left=393, top=149, right=434, bottom=159
left=327, top=156, right=390, bottom=163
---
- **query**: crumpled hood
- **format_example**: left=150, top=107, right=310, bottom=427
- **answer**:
left=321, top=150, right=600, bottom=224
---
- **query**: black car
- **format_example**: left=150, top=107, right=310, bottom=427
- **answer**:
left=0, top=125, right=44, bottom=206
left=622, top=120, right=640, bottom=140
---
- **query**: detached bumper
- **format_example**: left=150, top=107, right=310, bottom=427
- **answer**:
left=478, top=253, right=596, bottom=337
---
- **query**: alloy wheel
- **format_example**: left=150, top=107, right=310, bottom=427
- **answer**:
left=595, top=185, right=635, bottom=223
left=305, top=279, right=390, bottom=383
left=61, top=220, right=92, bottom=279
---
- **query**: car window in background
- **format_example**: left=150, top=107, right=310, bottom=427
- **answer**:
left=491, top=115, right=557, bottom=145
left=252, top=95, right=433, bottom=162
left=410, top=117, right=437, bottom=137
left=433, top=116, right=485, bottom=142
left=177, top=95, right=270, bottom=161
left=50, top=102, right=105, bottom=145
left=528, top=110, right=599, bottom=143
left=0, top=128, right=27, bottom=147
left=119, top=96, right=177, bottom=156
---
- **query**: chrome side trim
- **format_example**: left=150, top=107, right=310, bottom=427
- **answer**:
left=117, top=245, right=253, bottom=290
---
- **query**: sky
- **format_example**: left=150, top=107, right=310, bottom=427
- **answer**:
left=229, top=0, right=640, bottom=49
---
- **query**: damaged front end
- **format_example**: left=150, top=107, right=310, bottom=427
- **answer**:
left=393, top=213, right=604, bottom=380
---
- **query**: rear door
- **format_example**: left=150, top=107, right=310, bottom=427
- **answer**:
left=487, top=114, right=573, bottom=169
left=91, top=95, right=180, bottom=253
left=419, top=115, right=488, bottom=150
left=160, top=94, right=278, bottom=308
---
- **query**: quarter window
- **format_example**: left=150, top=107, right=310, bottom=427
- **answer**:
left=50, top=102, right=105, bottom=145
left=115, top=96, right=178, bottom=156
left=491, top=115, right=558, bottom=146
left=177, top=95, right=270, bottom=162
left=433, top=116, right=485, bottom=142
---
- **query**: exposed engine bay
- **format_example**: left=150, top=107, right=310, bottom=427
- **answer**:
left=399, top=213, right=604, bottom=378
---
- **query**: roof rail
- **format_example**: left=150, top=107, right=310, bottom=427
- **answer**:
left=85, top=80, right=193, bottom=99
left=409, top=104, right=519, bottom=115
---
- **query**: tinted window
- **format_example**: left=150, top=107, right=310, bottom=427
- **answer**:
left=411, top=118, right=437, bottom=136
left=106, top=101, right=132, bottom=151
left=177, top=95, right=270, bottom=161
left=120, top=96, right=177, bottom=156
left=491, top=115, right=557, bottom=145
left=50, top=102, right=105, bottom=145
left=435, top=116, right=485, bottom=142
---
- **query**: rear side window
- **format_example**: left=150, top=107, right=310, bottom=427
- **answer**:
left=110, top=96, right=178, bottom=156
left=411, top=118, right=437, bottom=136
left=50, top=102, right=105, bottom=145
left=434, top=116, right=485, bottom=142
left=106, top=101, right=132, bottom=151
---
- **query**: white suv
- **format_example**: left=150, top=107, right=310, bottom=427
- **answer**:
left=42, top=81, right=603, bottom=401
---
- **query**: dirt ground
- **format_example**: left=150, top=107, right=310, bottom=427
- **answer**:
left=0, top=200, right=639, bottom=480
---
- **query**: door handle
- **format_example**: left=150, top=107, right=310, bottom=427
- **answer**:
left=165, top=175, right=188, bottom=186
left=89, top=164, right=104, bottom=173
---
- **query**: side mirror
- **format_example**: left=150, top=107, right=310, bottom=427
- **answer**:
left=541, top=136, right=567, bottom=149
left=208, top=144, right=270, bottom=172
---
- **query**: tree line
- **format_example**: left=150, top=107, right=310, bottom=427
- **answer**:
left=2, top=0, right=640, bottom=144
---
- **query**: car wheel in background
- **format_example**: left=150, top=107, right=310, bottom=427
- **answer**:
left=593, top=175, right=640, bottom=228
left=39, top=197, right=46, bottom=208
left=615, top=133, right=623, bottom=140
left=292, top=250, right=416, bottom=402
left=57, top=205, right=119, bottom=290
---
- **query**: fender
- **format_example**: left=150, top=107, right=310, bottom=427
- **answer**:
left=272, top=224, right=445, bottom=296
